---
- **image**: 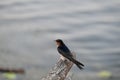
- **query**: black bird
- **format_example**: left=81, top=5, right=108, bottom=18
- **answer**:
left=55, top=39, right=84, bottom=70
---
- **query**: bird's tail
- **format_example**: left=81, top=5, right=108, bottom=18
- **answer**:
left=68, top=57, right=84, bottom=70
left=74, top=60, right=84, bottom=70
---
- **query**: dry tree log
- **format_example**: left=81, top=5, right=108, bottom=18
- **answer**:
left=42, top=53, right=76, bottom=80
left=0, top=67, right=25, bottom=74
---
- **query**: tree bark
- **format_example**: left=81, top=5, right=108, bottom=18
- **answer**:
left=42, top=53, right=75, bottom=80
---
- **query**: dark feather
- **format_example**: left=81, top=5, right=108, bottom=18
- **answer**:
left=57, top=45, right=84, bottom=70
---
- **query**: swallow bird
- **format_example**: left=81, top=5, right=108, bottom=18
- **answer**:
left=55, top=39, right=84, bottom=70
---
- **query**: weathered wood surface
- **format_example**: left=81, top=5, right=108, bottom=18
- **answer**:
left=42, top=53, right=75, bottom=80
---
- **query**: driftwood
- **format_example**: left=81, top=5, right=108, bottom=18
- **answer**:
left=0, top=67, right=25, bottom=74
left=42, top=53, right=76, bottom=80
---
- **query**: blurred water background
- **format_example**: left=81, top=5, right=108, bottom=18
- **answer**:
left=0, top=0, right=120, bottom=80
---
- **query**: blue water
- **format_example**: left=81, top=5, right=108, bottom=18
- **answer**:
left=0, top=0, right=120, bottom=80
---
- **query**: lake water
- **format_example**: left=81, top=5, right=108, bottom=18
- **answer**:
left=0, top=0, right=120, bottom=80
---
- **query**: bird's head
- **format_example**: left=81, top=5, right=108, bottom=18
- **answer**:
left=55, top=39, right=64, bottom=46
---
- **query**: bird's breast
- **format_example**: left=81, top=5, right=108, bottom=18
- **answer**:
left=60, top=54, right=66, bottom=61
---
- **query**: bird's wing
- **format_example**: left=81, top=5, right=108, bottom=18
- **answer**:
left=57, top=47, right=72, bottom=58
left=58, top=48, right=84, bottom=67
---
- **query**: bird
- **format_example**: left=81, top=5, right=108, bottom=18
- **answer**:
left=55, top=39, right=84, bottom=70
